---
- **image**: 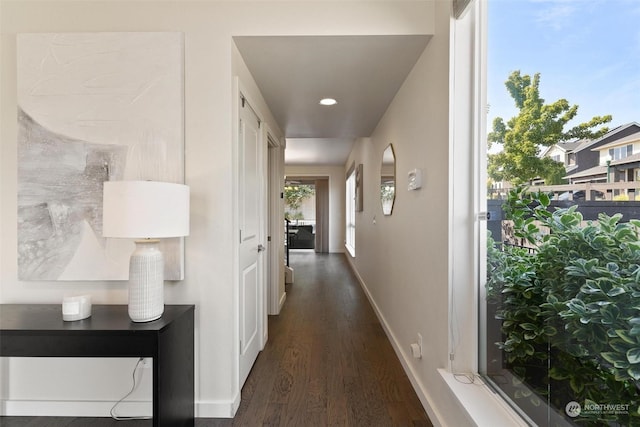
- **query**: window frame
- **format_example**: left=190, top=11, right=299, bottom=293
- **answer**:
left=441, top=1, right=528, bottom=425
left=345, top=164, right=356, bottom=257
left=609, top=144, right=633, bottom=161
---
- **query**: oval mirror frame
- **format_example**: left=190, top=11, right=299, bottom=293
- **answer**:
left=381, top=144, right=396, bottom=215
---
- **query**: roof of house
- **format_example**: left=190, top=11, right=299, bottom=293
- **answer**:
left=564, top=164, right=607, bottom=180
left=557, top=139, right=587, bottom=152
left=542, top=123, right=640, bottom=161
left=540, top=139, right=584, bottom=158
left=572, top=122, right=640, bottom=153
left=565, top=164, right=578, bottom=174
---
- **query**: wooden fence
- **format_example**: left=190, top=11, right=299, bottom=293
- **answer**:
left=486, top=197, right=640, bottom=247
left=490, top=181, right=640, bottom=201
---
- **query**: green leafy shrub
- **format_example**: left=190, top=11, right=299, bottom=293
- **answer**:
left=487, top=187, right=640, bottom=425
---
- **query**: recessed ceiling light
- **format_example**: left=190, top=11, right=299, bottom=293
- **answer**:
left=319, top=98, right=337, bottom=106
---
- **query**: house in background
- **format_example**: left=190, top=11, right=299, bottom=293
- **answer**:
left=497, top=123, right=640, bottom=192
left=541, top=138, right=584, bottom=177
left=0, top=0, right=518, bottom=425
left=556, top=122, right=640, bottom=184
left=597, top=129, right=640, bottom=184
left=573, top=129, right=640, bottom=200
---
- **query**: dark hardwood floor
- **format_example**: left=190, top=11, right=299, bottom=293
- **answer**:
left=1, top=251, right=431, bottom=427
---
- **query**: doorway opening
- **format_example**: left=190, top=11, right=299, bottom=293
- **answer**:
left=284, top=178, right=316, bottom=251
left=284, top=177, right=330, bottom=257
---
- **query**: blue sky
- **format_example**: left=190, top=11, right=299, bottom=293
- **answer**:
left=488, top=0, right=640, bottom=131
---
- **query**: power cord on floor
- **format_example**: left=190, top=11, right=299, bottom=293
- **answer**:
left=110, top=357, right=152, bottom=421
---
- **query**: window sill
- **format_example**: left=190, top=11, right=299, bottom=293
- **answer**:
left=345, top=244, right=355, bottom=258
left=438, top=369, right=528, bottom=426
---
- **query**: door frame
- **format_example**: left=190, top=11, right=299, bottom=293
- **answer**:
left=283, top=174, right=331, bottom=253
left=267, top=133, right=286, bottom=315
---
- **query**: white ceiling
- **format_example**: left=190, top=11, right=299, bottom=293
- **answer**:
left=234, top=35, right=430, bottom=165
left=285, top=138, right=356, bottom=166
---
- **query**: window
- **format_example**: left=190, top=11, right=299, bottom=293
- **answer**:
left=609, top=144, right=633, bottom=161
left=345, top=167, right=356, bottom=257
left=482, top=2, right=639, bottom=425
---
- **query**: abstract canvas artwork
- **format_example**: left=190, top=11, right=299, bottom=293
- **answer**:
left=17, top=32, right=184, bottom=281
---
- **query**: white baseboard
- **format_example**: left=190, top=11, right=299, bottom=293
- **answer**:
left=343, top=254, right=446, bottom=426
left=196, top=392, right=240, bottom=418
left=1, top=400, right=151, bottom=417
left=1, top=398, right=240, bottom=419
left=278, top=291, right=287, bottom=312
left=343, top=255, right=526, bottom=427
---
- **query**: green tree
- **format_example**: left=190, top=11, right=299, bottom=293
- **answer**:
left=284, top=184, right=314, bottom=219
left=488, top=71, right=612, bottom=185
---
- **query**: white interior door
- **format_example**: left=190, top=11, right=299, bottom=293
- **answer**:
left=238, top=94, right=264, bottom=388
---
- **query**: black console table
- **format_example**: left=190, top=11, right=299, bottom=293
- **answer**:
left=0, top=304, right=195, bottom=427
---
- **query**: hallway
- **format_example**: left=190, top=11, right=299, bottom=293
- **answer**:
left=230, top=251, right=432, bottom=426
left=0, top=252, right=432, bottom=427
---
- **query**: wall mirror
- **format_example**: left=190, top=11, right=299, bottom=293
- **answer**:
left=381, top=144, right=396, bottom=215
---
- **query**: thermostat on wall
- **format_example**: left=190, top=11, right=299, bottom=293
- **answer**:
left=408, top=169, right=422, bottom=191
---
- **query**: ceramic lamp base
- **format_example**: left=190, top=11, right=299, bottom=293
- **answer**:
left=128, top=239, right=164, bottom=322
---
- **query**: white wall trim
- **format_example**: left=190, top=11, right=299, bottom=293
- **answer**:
left=231, top=76, right=242, bottom=413
left=197, top=393, right=241, bottom=418
left=1, top=399, right=151, bottom=417
left=437, top=369, right=528, bottom=426
left=2, top=397, right=241, bottom=419
left=448, top=0, right=480, bottom=375
left=267, top=136, right=285, bottom=316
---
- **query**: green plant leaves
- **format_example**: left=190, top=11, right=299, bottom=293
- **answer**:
left=560, top=212, right=581, bottom=228
left=519, top=323, right=537, bottom=331
left=538, top=192, right=550, bottom=207
left=607, top=286, right=626, bottom=297
left=616, top=329, right=635, bottom=344
left=486, top=187, right=640, bottom=425
left=570, top=376, right=584, bottom=393
left=601, top=352, right=629, bottom=368
left=626, top=347, right=640, bottom=364
left=609, top=339, right=630, bottom=353
left=628, top=365, right=640, bottom=380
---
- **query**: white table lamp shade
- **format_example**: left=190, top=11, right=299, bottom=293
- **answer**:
left=102, top=181, right=190, bottom=322
left=103, top=181, right=190, bottom=239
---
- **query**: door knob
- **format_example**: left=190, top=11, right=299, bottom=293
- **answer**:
left=258, top=244, right=266, bottom=252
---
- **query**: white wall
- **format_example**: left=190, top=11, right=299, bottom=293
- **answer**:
left=343, top=1, right=476, bottom=425
left=0, top=0, right=434, bottom=418
left=284, top=165, right=346, bottom=253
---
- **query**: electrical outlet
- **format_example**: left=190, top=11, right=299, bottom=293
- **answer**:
left=411, top=333, right=423, bottom=359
